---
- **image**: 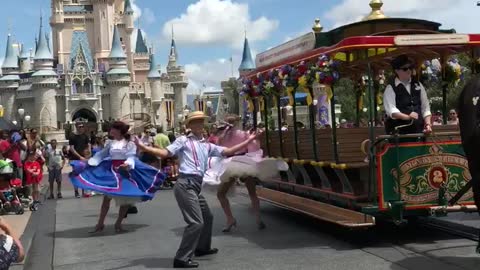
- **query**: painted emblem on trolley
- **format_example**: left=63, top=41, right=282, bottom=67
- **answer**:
left=388, top=145, right=472, bottom=204
left=427, top=166, right=447, bottom=189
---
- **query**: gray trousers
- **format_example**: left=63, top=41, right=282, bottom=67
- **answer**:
left=174, top=175, right=213, bottom=262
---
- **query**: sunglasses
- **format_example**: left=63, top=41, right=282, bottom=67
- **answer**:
left=399, top=66, right=414, bottom=71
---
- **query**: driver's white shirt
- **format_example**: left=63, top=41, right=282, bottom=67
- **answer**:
left=383, top=77, right=432, bottom=119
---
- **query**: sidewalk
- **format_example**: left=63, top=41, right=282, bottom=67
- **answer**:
left=9, top=170, right=61, bottom=270
left=8, top=183, right=45, bottom=270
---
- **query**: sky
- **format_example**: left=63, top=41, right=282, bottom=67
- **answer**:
left=0, top=0, right=479, bottom=94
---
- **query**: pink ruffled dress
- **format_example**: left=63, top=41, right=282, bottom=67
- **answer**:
left=203, top=127, right=288, bottom=187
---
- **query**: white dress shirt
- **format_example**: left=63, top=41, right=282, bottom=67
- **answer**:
left=383, top=77, right=432, bottom=119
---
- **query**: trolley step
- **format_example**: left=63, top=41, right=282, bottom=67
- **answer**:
left=257, top=187, right=375, bottom=228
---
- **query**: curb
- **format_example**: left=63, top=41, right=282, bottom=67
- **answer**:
left=9, top=184, right=51, bottom=270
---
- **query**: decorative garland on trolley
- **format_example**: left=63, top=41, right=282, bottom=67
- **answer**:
left=241, top=54, right=340, bottom=111
left=420, top=57, right=466, bottom=87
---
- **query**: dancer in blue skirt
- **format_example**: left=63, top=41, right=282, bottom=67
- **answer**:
left=70, top=121, right=165, bottom=233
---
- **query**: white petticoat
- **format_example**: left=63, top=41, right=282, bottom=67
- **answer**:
left=106, top=195, right=141, bottom=207
left=203, top=150, right=288, bottom=189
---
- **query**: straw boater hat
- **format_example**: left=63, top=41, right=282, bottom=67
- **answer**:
left=185, top=111, right=209, bottom=125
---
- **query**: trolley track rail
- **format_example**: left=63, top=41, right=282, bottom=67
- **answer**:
left=419, top=217, right=479, bottom=242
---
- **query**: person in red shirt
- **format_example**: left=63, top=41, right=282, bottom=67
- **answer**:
left=0, top=131, right=25, bottom=184
left=24, top=151, right=42, bottom=210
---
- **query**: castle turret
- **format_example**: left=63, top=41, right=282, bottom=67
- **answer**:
left=167, top=31, right=178, bottom=68
left=123, top=0, right=135, bottom=81
left=124, top=0, right=134, bottom=29
left=165, top=32, right=187, bottom=126
left=32, top=16, right=58, bottom=131
left=107, top=25, right=131, bottom=121
left=132, top=28, right=150, bottom=83
left=19, top=44, right=31, bottom=73
left=148, top=53, right=163, bottom=126
left=0, top=34, right=20, bottom=120
left=238, top=35, right=255, bottom=77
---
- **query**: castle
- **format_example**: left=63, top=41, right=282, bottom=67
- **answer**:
left=0, top=0, right=187, bottom=137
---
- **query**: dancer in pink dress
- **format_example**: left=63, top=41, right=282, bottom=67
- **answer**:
left=205, top=115, right=287, bottom=232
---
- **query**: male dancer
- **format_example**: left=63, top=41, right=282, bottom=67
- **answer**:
left=135, top=111, right=259, bottom=268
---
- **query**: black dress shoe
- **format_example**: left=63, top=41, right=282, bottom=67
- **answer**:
left=127, top=206, right=138, bottom=214
left=194, top=248, right=219, bottom=257
left=173, top=259, right=199, bottom=268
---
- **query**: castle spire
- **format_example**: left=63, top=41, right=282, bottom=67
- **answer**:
left=109, top=25, right=126, bottom=59
left=124, top=0, right=134, bottom=15
left=2, top=34, right=19, bottom=69
left=135, top=28, right=148, bottom=54
left=238, top=33, right=255, bottom=73
left=167, top=25, right=178, bottom=67
left=34, top=15, right=53, bottom=60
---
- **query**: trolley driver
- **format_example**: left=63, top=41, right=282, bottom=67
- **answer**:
left=383, top=54, right=433, bottom=135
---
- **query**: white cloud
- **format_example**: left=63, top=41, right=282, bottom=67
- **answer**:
left=162, top=0, right=278, bottom=49
left=130, top=0, right=142, bottom=22
left=185, top=56, right=240, bottom=94
left=324, top=0, right=477, bottom=33
left=142, top=8, right=156, bottom=25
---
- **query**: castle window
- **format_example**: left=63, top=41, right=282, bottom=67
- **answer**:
left=83, top=79, right=93, bottom=94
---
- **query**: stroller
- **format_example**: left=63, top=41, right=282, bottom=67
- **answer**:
left=0, top=159, right=24, bottom=215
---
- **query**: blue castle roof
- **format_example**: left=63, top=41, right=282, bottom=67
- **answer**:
left=239, top=37, right=255, bottom=71
left=69, top=31, right=94, bottom=70
left=34, top=17, right=53, bottom=60
left=124, top=0, right=134, bottom=14
left=147, top=54, right=161, bottom=79
left=109, top=25, right=126, bottom=59
left=135, top=29, right=148, bottom=54
left=2, top=34, right=18, bottom=69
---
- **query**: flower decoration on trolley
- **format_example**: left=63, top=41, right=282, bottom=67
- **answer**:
left=241, top=54, right=340, bottom=107
left=420, top=59, right=441, bottom=83
left=444, top=58, right=466, bottom=87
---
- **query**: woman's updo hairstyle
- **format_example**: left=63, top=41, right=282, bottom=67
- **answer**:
left=111, top=121, right=131, bottom=140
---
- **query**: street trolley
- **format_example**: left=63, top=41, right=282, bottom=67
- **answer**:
left=241, top=13, right=480, bottom=228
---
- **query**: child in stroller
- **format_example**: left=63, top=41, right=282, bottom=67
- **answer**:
left=0, top=160, right=24, bottom=215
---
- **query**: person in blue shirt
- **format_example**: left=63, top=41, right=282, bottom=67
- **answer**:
left=135, top=111, right=260, bottom=269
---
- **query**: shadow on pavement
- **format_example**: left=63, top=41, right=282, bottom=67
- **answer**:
left=171, top=201, right=476, bottom=251
left=105, top=257, right=173, bottom=269
left=392, top=256, right=480, bottom=270
left=50, top=224, right=149, bottom=238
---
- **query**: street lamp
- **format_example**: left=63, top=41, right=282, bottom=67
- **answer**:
left=17, top=108, right=30, bottom=129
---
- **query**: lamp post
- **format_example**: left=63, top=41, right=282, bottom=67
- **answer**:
left=17, top=108, right=30, bottom=129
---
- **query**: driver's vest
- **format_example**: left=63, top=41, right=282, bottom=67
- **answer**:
left=385, top=79, right=424, bottom=134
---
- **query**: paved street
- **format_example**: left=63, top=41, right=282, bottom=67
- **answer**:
left=18, top=178, right=480, bottom=270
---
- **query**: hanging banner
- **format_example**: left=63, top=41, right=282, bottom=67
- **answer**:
left=394, top=34, right=469, bottom=46
left=255, top=32, right=316, bottom=68
left=313, top=82, right=331, bottom=126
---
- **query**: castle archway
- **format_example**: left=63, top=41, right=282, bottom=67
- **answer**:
left=71, top=108, right=98, bottom=134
